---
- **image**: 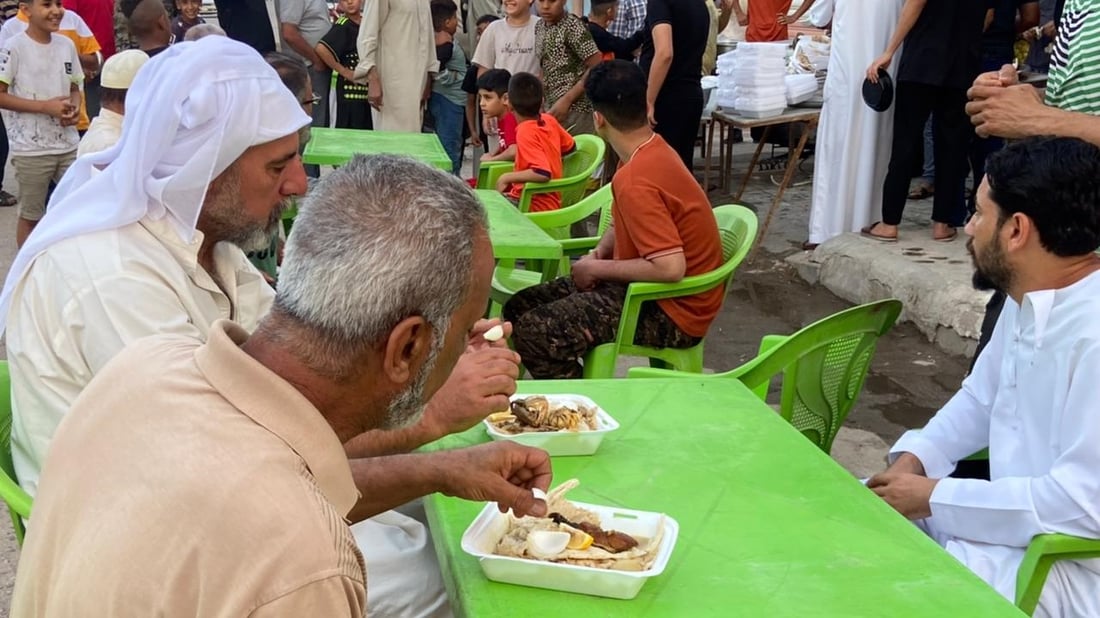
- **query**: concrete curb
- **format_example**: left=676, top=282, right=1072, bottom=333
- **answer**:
left=787, top=233, right=992, bottom=357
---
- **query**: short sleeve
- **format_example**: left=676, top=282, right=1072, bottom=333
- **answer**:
left=319, top=22, right=346, bottom=56
left=0, top=41, right=16, bottom=85
left=278, top=0, right=304, bottom=25
left=67, top=39, right=84, bottom=84
left=471, top=21, right=497, bottom=69
left=567, top=18, right=599, bottom=60
left=461, top=67, right=478, bottom=94
left=646, top=0, right=672, bottom=26
left=615, top=178, right=684, bottom=258
left=72, top=13, right=100, bottom=54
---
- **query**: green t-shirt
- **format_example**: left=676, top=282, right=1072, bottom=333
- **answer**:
left=1045, top=0, right=1100, bottom=114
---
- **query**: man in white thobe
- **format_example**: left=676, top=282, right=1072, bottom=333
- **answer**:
left=867, top=136, right=1100, bottom=618
left=355, top=0, right=437, bottom=132
left=804, top=0, right=903, bottom=247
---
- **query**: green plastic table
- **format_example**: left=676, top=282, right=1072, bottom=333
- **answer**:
left=424, top=378, right=1023, bottom=617
left=302, top=127, right=452, bottom=170
left=476, top=190, right=562, bottom=276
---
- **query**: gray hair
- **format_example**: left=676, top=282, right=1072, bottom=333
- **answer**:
left=274, top=155, right=488, bottom=378
left=183, top=23, right=226, bottom=41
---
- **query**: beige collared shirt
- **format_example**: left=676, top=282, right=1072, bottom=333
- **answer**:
left=6, top=215, right=274, bottom=495
left=11, top=321, right=366, bottom=617
left=76, top=108, right=124, bottom=157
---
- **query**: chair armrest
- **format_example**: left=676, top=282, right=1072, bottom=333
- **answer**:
left=0, top=473, right=31, bottom=519
left=477, top=161, right=513, bottom=189
left=626, top=367, right=699, bottom=379
left=526, top=195, right=604, bottom=232
left=1016, top=533, right=1100, bottom=614
left=610, top=270, right=731, bottom=353
left=560, top=236, right=600, bottom=257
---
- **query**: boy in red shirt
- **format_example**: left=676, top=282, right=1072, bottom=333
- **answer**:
left=477, top=68, right=518, bottom=162
left=494, top=72, right=576, bottom=212
left=504, top=60, right=724, bottom=379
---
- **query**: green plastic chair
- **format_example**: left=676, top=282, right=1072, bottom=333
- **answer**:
left=628, top=299, right=903, bottom=454
left=1016, top=534, right=1100, bottom=615
left=0, top=361, right=32, bottom=544
left=477, top=134, right=606, bottom=214
left=581, top=204, right=759, bottom=379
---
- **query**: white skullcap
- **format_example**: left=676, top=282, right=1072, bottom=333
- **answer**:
left=0, top=36, right=311, bottom=334
left=100, top=49, right=149, bottom=89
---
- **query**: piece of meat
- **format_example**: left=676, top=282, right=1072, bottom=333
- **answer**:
left=549, top=513, right=639, bottom=553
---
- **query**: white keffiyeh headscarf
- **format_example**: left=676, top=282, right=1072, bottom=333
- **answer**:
left=0, top=35, right=311, bottom=333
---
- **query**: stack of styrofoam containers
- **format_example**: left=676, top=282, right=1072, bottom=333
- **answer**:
left=731, top=42, right=788, bottom=119
left=714, top=49, right=738, bottom=109
left=785, top=74, right=818, bottom=105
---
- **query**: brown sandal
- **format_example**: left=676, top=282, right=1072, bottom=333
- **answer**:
left=860, top=222, right=897, bottom=242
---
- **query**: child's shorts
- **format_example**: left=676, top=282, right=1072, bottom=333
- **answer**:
left=12, top=150, right=76, bottom=221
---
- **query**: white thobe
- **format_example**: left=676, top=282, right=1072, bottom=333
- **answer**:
left=890, top=271, right=1100, bottom=618
left=7, top=216, right=451, bottom=618
left=356, top=0, right=438, bottom=132
left=77, top=109, right=124, bottom=157
left=806, top=0, right=902, bottom=245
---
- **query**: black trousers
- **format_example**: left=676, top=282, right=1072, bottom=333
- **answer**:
left=881, top=81, right=971, bottom=227
left=654, top=83, right=703, bottom=171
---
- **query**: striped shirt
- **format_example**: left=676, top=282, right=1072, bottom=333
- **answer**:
left=1046, top=0, right=1100, bottom=113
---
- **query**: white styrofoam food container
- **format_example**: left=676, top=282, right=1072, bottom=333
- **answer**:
left=483, top=394, right=619, bottom=456
left=461, top=500, right=679, bottom=599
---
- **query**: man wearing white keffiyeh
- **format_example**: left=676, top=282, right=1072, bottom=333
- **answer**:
left=1, top=36, right=311, bottom=496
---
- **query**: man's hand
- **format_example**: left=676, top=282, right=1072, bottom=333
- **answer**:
left=422, top=74, right=433, bottom=104
left=966, top=83, right=1046, bottom=138
left=368, top=72, right=384, bottom=110
left=338, top=67, right=356, bottom=83
left=420, top=346, right=521, bottom=438
left=438, top=442, right=553, bottom=517
left=469, top=132, right=483, bottom=148
left=866, top=52, right=893, bottom=82
left=867, top=472, right=938, bottom=520
left=571, top=254, right=601, bottom=291
left=548, top=98, right=570, bottom=123
left=495, top=172, right=515, bottom=194
left=646, top=101, right=657, bottom=127
left=777, top=11, right=794, bottom=24
left=972, top=63, right=1019, bottom=89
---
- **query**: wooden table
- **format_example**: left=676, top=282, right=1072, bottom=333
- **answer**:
left=424, top=378, right=1022, bottom=617
left=705, top=107, right=820, bottom=257
left=302, top=127, right=452, bottom=170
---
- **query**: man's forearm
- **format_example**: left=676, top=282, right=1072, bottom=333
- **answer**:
left=589, top=255, right=681, bottom=283
left=884, top=0, right=927, bottom=56
left=1035, top=106, right=1100, bottom=147
left=283, top=27, right=320, bottom=65
left=344, top=408, right=445, bottom=458
left=346, top=452, right=449, bottom=523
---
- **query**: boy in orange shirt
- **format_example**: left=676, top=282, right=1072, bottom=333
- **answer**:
left=494, top=71, right=576, bottom=212
left=504, top=60, right=723, bottom=379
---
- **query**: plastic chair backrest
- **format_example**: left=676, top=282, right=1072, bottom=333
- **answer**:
left=0, top=361, right=31, bottom=543
left=712, top=204, right=759, bottom=287
left=596, top=187, right=614, bottom=237
left=726, top=299, right=903, bottom=453
left=557, top=134, right=605, bottom=209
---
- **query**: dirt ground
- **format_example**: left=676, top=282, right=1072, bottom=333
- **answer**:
left=0, top=138, right=971, bottom=614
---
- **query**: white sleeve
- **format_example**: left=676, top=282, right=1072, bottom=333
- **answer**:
left=470, top=21, right=496, bottom=69
left=927, top=341, right=1100, bottom=547
left=889, top=304, right=1006, bottom=478
left=808, top=0, right=836, bottom=27
left=355, top=0, right=386, bottom=77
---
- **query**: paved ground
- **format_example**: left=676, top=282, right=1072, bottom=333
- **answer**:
left=0, top=138, right=974, bottom=613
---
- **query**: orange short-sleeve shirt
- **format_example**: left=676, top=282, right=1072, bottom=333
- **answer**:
left=611, top=134, right=724, bottom=337
left=745, top=0, right=792, bottom=42
left=507, top=113, right=576, bottom=212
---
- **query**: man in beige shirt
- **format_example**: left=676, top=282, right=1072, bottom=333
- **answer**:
left=0, top=37, right=523, bottom=616
left=10, top=154, right=554, bottom=616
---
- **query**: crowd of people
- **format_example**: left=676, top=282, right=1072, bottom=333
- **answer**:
left=0, top=0, right=1094, bottom=616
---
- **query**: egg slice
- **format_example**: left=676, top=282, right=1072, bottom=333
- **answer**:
left=483, top=324, right=505, bottom=342
left=526, top=530, right=570, bottom=559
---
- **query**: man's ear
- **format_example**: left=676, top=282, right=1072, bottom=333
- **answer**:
left=381, top=316, right=433, bottom=386
left=592, top=109, right=605, bottom=130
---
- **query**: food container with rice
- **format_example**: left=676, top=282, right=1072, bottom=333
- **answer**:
left=461, top=480, right=679, bottom=599
left=484, top=395, right=619, bottom=456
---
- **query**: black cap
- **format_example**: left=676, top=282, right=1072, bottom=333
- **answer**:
left=861, top=68, right=894, bottom=112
